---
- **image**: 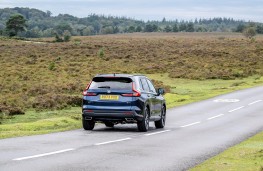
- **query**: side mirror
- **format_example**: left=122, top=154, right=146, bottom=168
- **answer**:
left=157, top=88, right=165, bottom=95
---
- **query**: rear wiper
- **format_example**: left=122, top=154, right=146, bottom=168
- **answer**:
left=98, top=86, right=111, bottom=89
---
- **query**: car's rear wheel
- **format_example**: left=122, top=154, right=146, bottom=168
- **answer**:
left=137, top=107, right=149, bottom=132
left=155, top=106, right=166, bottom=128
left=104, top=122, right=114, bottom=127
left=82, top=119, right=95, bottom=130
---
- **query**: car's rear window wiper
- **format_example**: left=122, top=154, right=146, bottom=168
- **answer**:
left=98, top=86, right=111, bottom=89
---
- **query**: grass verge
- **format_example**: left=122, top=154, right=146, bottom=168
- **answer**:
left=148, top=73, right=263, bottom=108
left=190, top=131, right=263, bottom=171
left=0, top=108, right=81, bottom=139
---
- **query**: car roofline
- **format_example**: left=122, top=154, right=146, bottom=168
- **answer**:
left=95, top=73, right=146, bottom=78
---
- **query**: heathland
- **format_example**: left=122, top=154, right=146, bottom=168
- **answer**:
left=1, top=32, right=263, bottom=137
left=1, top=32, right=263, bottom=114
left=0, top=32, right=263, bottom=170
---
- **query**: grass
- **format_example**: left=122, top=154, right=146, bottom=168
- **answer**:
left=0, top=32, right=263, bottom=138
left=148, top=73, right=263, bottom=108
left=190, top=131, right=263, bottom=171
left=0, top=33, right=263, bottom=169
left=1, top=107, right=81, bottom=124
left=0, top=107, right=81, bottom=139
left=0, top=117, right=81, bottom=139
left=1, top=33, right=263, bottom=113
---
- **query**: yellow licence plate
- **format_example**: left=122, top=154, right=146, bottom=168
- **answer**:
left=100, top=95, right=119, bottom=100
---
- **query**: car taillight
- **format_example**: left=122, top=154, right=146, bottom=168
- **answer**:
left=122, top=93, right=133, bottom=97
left=132, top=82, right=141, bottom=97
left=122, top=83, right=141, bottom=97
left=84, top=110, right=93, bottom=113
left=83, top=91, right=97, bottom=96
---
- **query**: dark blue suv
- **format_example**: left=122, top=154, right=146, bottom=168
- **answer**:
left=82, top=74, right=166, bottom=132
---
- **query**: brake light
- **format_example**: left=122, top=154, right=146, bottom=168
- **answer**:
left=122, top=83, right=141, bottom=97
left=122, top=93, right=133, bottom=97
left=83, top=92, right=97, bottom=96
left=85, top=110, right=93, bottom=113
left=132, top=82, right=141, bottom=97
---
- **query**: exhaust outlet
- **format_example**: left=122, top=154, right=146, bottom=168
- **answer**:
left=85, top=116, right=92, bottom=120
left=125, top=118, right=135, bottom=122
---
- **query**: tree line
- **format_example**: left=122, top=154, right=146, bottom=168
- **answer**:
left=0, top=7, right=263, bottom=38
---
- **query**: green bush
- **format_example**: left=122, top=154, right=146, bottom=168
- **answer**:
left=73, top=38, right=81, bottom=45
left=54, top=33, right=63, bottom=42
left=32, top=94, right=82, bottom=110
left=98, top=48, right=105, bottom=58
left=243, top=27, right=257, bottom=39
left=63, top=30, right=71, bottom=42
left=54, top=30, right=71, bottom=42
left=48, top=62, right=56, bottom=71
left=0, top=105, right=25, bottom=116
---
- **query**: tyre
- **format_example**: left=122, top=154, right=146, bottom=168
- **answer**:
left=137, top=107, right=150, bottom=132
left=82, top=119, right=95, bottom=130
left=104, top=122, right=114, bottom=127
left=155, top=106, right=166, bottom=129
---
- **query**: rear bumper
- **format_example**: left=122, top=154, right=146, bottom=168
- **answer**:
left=82, top=110, right=143, bottom=122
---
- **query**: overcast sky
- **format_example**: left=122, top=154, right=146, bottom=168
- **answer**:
left=1, top=0, right=262, bottom=22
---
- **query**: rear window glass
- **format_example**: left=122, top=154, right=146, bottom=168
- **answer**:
left=89, top=77, right=132, bottom=90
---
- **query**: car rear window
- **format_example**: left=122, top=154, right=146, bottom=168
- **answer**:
left=89, top=77, right=132, bottom=90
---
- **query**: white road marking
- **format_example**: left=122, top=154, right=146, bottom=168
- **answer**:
left=207, top=114, right=224, bottom=120
left=248, top=100, right=262, bottom=106
left=180, top=122, right=201, bottom=128
left=228, top=106, right=245, bottom=113
left=95, top=138, right=131, bottom=146
left=13, top=149, right=75, bottom=161
left=213, top=99, right=240, bottom=103
left=145, top=130, right=171, bottom=136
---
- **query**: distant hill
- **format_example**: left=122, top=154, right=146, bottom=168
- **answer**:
left=0, top=7, right=263, bottom=38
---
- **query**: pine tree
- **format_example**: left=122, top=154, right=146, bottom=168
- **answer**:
left=6, top=14, right=27, bottom=37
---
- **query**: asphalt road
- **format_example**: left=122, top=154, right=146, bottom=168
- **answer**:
left=0, top=86, right=263, bottom=171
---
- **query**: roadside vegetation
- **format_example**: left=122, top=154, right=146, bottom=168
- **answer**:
left=1, top=32, right=263, bottom=115
left=0, top=108, right=81, bottom=139
left=1, top=32, right=263, bottom=130
left=149, top=74, right=263, bottom=108
left=0, top=35, right=262, bottom=119
left=0, top=32, right=262, bottom=170
left=191, top=131, right=263, bottom=171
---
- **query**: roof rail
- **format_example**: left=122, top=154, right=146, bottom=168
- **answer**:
left=95, top=73, right=146, bottom=77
